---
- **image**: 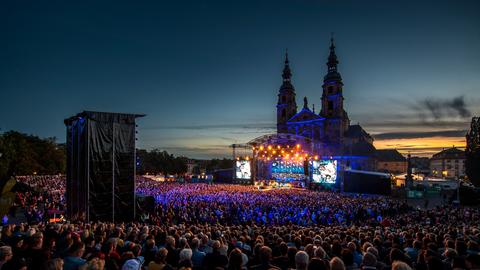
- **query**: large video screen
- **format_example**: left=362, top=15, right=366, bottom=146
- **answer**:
left=271, top=161, right=305, bottom=182
left=312, top=160, right=337, bottom=184
left=235, top=160, right=251, bottom=179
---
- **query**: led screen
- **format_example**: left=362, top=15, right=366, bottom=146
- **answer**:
left=312, top=160, right=337, bottom=184
left=235, top=160, right=251, bottom=179
left=271, top=160, right=305, bottom=181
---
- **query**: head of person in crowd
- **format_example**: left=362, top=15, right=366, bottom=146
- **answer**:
left=329, top=256, right=346, bottom=270
left=295, top=251, right=309, bottom=270
left=178, top=248, right=193, bottom=268
left=0, top=246, right=13, bottom=266
left=307, top=257, right=328, bottom=270
left=228, top=248, right=244, bottom=270
left=362, top=252, right=377, bottom=269
left=392, top=261, right=413, bottom=270
left=259, top=246, right=274, bottom=265
left=45, top=258, right=64, bottom=270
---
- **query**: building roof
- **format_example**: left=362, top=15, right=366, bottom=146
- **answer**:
left=344, top=125, right=373, bottom=140
left=431, top=147, right=465, bottom=160
left=375, top=149, right=406, bottom=162
left=287, top=108, right=322, bottom=123
left=343, top=141, right=377, bottom=157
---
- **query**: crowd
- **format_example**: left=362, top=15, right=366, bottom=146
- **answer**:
left=11, top=175, right=66, bottom=224
left=0, top=175, right=478, bottom=270
left=136, top=181, right=410, bottom=226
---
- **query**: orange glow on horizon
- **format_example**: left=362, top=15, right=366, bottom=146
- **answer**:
left=374, top=136, right=466, bottom=157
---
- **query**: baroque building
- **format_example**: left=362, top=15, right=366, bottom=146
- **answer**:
left=276, top=38, right=376, bottom=170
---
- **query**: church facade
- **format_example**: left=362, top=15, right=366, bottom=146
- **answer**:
left=276, top=39, right=376, bottom=171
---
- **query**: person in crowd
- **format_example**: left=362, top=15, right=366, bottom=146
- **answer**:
left=45, top=258, right=64, bottom=270
left=165, top=236, right=179, bottom=267
left=121, top=244, right=144, bottom=270
left=204, top=241, right=229, bottom=270
left=148, top=248, right=173, bottom=270
left=178, top=248, right=193, bottom=269
left=360, top=252, right=376, bottom=270
left=142, top=238, right=158, bottom=266
left=63, top=242, right=87, bottom=270
left=227, top=248, right=245, bottom=270
left=307, top=258, right=329, bottom=270
left=330, top=257, right=346, bottom=270
left=250, top=246, right=279, bottom=270
left=295, top=251, right=309, bottom=270
left=190, top=238, right=206, bottom=270
left=272, top=242, right=289, bottom=270
left=0, top=246, right=13, bottom=269
left=392, top=261, right=413, bottom=270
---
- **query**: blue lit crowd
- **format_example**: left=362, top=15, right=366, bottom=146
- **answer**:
left=0, top=175, right=478, bottom=270
left=136, top=182, right=408, bottom=226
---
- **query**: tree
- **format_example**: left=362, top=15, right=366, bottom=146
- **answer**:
left=466, top=117, right=480, bottom=187
left=0, top=131, right=66, bottom=183
left=205, top=158, right=233, bottom=174
left=136, top=149, right=188, bottom=176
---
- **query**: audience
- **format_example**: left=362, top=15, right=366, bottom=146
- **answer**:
left=0, top=175, right=477, bottom=270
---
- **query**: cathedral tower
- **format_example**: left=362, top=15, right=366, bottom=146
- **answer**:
left=320, top=37, right=350, bottom=141
left=277, top=51, right=297, bottom=133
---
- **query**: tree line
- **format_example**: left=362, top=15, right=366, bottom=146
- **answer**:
left=0, top=131, right=66, bottom=180
left=136, top=149, right=188, bottom=175
left=466, top=117, right=480, bottom=187
left=136, top=149, right=233, bottom=175
left=0, top=130, right=233, bottom=184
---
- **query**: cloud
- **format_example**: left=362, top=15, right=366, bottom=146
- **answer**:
left=362, top=120, right=470, bottom=129
left=141, top=122, right=275, bottom=131
left=157, top=145, right=232, bottom=159
left=373, top=129, right=467, bottom=140
left=411, top=95, right=472, bottom=120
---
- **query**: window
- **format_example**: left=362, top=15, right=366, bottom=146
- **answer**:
left=328, top=86, right=334, bottom=94
left=328, top=101, right=334, bottom=111
left=282, top=96, right=286, bottom=103
left=282, top=109, right=286, bottom=118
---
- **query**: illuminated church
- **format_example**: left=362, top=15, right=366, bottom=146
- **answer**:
left=275, top=38, right=376, bottom=171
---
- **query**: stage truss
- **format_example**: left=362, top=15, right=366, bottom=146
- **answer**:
left=232, top=133, right=322, bottom=186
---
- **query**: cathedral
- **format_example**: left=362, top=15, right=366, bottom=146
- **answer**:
left=276, top=38, right=376, bottom=171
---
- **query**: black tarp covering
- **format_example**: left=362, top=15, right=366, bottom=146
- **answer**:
left=65, top=111, right=143, bottom=222
left=344, top=170, right=392, bottom=195
left=66, top=117, right=88, bottom=221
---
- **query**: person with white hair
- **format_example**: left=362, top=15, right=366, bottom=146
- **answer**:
left=178, top=248, right=193, bottom=269
left=295, top=251, right=309, bottom=270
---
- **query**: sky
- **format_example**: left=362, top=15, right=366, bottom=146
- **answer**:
left=1, top=0, right=479, bottom=159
